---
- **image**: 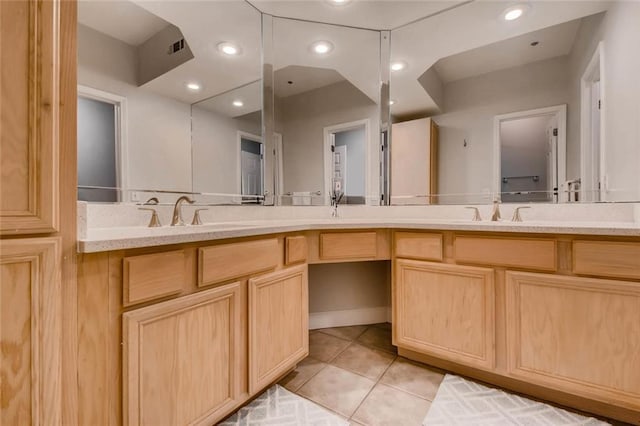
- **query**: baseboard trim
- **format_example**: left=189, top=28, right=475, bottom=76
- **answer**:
left=309, top=306, right=390, bottom=330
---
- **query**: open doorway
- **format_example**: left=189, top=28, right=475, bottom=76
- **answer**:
left=77, top=86, right=127, bottom=202
left=494, top=105, right=566, bottom=203
left=581, top=42, right=605, bottom=202
left=323, top=119, right=369, bottom=205
left=237, top=131, right=264, bottom=202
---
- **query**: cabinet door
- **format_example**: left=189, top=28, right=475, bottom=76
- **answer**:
left=249, top=264, right=308, bottom=394
left=394, top=259, right=495, bottom=369
left=1, top=0, right=59, bottom=234
left=506, top=271, right=640, bottom=411
left=123, top=283, right=242, bottom=426
left=0, top=238, right=62, bottom=424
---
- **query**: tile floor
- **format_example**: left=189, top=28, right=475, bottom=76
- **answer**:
left=278, top=323, right=629, bottom=426
left=279, top=323, right=444, bottom=425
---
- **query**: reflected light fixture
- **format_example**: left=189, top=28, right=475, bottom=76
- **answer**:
left=311, top=40, right=334, bottom=55
left=327, top=0, right=352, bottom=5
left=502, top=4, right=529, bottom=21
left=389, top=100, right=396, bottom=106
left=391, top=61, right=407, bottom=72
left=186, top=82, right=201, bottom=92
left=217, top=42, right=241, bottom=56
left=232, top=100, right=244, bottom=107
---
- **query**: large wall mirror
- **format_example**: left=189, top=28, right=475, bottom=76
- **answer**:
left=77, top=0, right=263, bottom=203
left=266, top=16, right=383, bottom=206
left=390, top=0, right=640, bottom=205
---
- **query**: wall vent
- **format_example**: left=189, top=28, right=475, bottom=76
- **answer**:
left=168, top=38, right=185, bottom=55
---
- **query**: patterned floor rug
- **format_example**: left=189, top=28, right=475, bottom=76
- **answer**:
left=423, top=375, right=610, bottom=426
left=219, top=384, right=349, bottom=425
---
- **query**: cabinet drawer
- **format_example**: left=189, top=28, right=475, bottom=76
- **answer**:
left=454, top=235, right=556, bottom=271
left=123, top=250, right=185, bottom=306
left=394, top=232, right=442, bottom=261
left=573, top=240, right=640, bottom=280
left=285, top=236, right=307, bottom=265
left=320, top=232, right=377, bottom=260
left=199, top=238, right=280, bottom=286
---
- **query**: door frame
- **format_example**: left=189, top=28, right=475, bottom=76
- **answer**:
left=580, top=41, right=606, bottom=202
left=323, top=118, right=370, bottom=204
left=237, top=131, right=264, bottom=196
left=77, top=85, right=128, bottom=201
left=493, top=105, right=567, bottom=202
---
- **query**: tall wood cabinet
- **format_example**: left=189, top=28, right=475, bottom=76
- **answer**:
left=0, top=0, right=77, bottom=424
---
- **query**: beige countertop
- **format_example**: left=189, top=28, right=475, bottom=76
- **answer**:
left=78, top=218, right=640, bottom=253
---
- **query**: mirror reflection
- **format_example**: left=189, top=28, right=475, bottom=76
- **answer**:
left=77, top=0, right=262, bottom=203
left=270, top=17, right=382, bottom=206
left=390, top=0, right=640, bottom=204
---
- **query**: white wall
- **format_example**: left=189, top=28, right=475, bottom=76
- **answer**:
left=568, top=4, right=640, bottom=201
left=279, top=80, right=379, bottom=203
left=432, top=56, right=571, bottom=204
left=191, top=108, right=261, bottom=195
left=78, top=24, right=192, bottom=194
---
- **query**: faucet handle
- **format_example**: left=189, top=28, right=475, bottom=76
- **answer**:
left=191, top=208, right=208, bottom=226
left=144, top=197, right=159, bottom=205
left=511, top=206, right=531, bottom=222
left=465, top=206, right=482, bottom=221
left=138, top=207, right=161, bottom=227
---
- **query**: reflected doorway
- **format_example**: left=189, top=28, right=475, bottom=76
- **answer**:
left=238, top=132, right=264, bottom=201
left=323, top=119, right=369, bottom=205
left=494, top=105, right=567, bottom=203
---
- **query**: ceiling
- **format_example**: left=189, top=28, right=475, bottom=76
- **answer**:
left=78, top=0, right=613, bottom=120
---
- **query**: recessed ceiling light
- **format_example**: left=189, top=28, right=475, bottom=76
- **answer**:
left=391, top=61, right=407, bottom=72
left=310, top=40, right=334, bottom=55
left=232, top=100, right=244, bottom=107
left=389, top=100, right=396, bottom=106
left=327, top=0, right=352, bottom=5
left=186, top=82, right=201, bottom=92
left=217, top=42, right=241, bottom=56
left=502, top=4, right=529, bottom=21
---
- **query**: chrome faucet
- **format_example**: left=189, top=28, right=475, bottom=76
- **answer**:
left=171, top=195, right=195, bottom=226
left=491, top=198, right=501, bottom=221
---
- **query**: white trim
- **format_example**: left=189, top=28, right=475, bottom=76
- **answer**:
left=274, top=133, right=284, bottom=196
left=580, top=41, right=606, bottom=202
left=309, top=307, right=389, bottom=330
left=236, top=131, right=263, bottom=195
left=77, top=85, right=128, bottom=201
left=493, top=104, right=567, bottom=203
left=323, top=119, right=370, bottom=205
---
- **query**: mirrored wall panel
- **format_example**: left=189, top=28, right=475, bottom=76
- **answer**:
left=77, top=0, right=263, bottom=204
left=268, top=17, right=382, bottom=206
left=390, top=0, right=640, bottom=204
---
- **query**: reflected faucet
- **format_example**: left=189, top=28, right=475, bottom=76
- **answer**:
left=171, top=195, right=195, bottom=226
left=491, top=198, right=501, bottom=221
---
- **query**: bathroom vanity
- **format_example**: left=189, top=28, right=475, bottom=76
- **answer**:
left=76, top=218, right=640, bottom=425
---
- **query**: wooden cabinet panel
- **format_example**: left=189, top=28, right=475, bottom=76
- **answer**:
left=123, top=250, right=185, bottom=306
left=249, top=264, right=308, bottom=394
left=454, top=235, right=556, bottom=271
left=573, top=240, right=640, bottom=280
left=123, top=283, right=242, bottom=426
left=506, top=271, right=640, bottom=410
left=394, top=259, right=495, bottom=369
left=320, top=232, right=377, bottom=260
left=394, top=232, right=443, bottom=261
left=1, top=0, right=59, bottom=234
left=0, top=238, right=62, bottom=424
left=199, top=238, right=279, bottom=286
left=285, top=236, right=307, bottom=265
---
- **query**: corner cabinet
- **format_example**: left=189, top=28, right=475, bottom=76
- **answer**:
left=249, top=264, right=309, bottom=393
left=123, top=283, right=243, bottom=426
left=394, top=259, right=495, bottom=369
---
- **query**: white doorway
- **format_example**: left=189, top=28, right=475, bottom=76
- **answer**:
left=581, top=42, right=605, bottom=202
left=237, top=131, right=264, bottom=199
left=323, top=119, right=370, bottom=205
left=493, top=105, right=567, bottom=203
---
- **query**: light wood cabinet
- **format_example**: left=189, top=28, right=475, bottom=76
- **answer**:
left=123, top=282, right=243, bottom=426
left=249, top=264, right=308, bottom=393
left=505, top=271, right=640, bottom=411
left=1, top=0, right=60, bottom=234
left=394, top=259, right=495, bottom=369
left=0, top=237, right=62, bottom=424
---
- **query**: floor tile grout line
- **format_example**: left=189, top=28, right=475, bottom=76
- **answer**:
left=348, top=351, right=399, bottom=424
